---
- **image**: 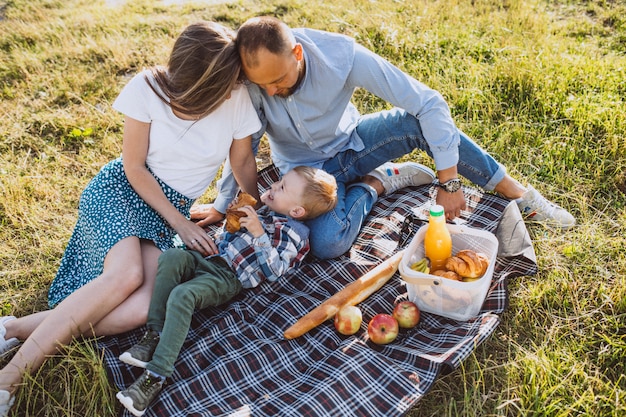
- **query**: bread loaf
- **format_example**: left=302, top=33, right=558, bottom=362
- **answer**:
left=225, top=192, right=258, bottom=233
left=283, top=250, right=404, bottom=339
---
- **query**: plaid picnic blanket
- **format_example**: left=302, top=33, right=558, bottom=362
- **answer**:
left=98, top=164, right=537, bottom=417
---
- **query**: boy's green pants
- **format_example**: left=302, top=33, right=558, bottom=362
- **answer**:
left=146, top=248, right=242, bottom=377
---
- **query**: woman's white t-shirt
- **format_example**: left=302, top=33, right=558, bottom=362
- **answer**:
left=112, top=70, right=261, bottom=199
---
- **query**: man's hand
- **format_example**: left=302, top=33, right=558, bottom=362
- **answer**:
left=190, top=204, right=225, bottom=228
left=435, top=189, right=466, bottom=221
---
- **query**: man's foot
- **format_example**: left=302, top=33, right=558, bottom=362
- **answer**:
left=116, top=370, right=165, bottom=417
left=0, top=317, right=20, bottom=359
left=517, top=185, right=576, bottom=228
left=0, top=390, right=15, bottom=417
left=119, top=329, right=160, bottom=368
left=367, top=162, right=435, bottom=195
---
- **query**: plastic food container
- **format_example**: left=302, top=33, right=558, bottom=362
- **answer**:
left=398, top=224, right=498, bottom=321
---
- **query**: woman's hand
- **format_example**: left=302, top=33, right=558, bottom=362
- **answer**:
left=175, top=219, right=218, bottom=256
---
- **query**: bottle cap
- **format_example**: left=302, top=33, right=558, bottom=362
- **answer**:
left=430, top=204, right=445, bottom=217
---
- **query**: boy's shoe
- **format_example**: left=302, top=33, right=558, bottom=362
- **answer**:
left=517, top=185, right=576, bottom=229
left=368, top=162, right=435, bottom=195
left=0, top=390, right=15, bottom=417
left=119, top=329, right=160, bottom=368
left=116, top=370, right=164, bottom=417
left=0, top=316, right=20, bottom=359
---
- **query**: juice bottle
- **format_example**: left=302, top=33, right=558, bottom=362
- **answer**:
left=424, top=204, right=452, bottom=271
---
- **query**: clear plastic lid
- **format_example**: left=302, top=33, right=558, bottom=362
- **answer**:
left=429, top=204, right=445, bottom=217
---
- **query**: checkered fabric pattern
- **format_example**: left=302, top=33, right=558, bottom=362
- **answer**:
left=99, top=165, right=537, bottom=417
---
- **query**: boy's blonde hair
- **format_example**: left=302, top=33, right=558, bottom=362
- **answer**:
left=292, top=166, right=338, bottom=220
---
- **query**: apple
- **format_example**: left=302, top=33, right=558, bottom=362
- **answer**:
left=367, top=313, right=399, bottom=345
left=392, top=301, right=420, bottom=329
left=334, top=305, right=363, bottom=335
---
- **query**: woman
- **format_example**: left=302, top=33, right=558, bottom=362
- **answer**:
left=0, top=21, right=261, bottom=415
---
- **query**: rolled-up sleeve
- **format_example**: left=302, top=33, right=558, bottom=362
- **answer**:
left=347, top=44, right=460, bottom=170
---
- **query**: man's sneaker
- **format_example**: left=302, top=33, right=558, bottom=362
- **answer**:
left=368, top=162, right=435, bottom=195
left=517, top=185, right=576, bottom=229
left=0, top=390, right=15, bottom=417
left=116, top=370, right=164, bottom=417
left=119, top=329, right=160, bottom=368
left=0, top=316, right=20, bottom=359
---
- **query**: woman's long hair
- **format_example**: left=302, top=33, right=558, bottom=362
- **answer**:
left=147, top=21, right=241, bottom=119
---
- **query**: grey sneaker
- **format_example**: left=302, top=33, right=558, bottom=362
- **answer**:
left=517, top=185, right=576, bottom=229
left=0, top=390, right=15, bottom=417
left=119, top=329, right=160, bottom=368
left=116, top=370, right=164, bottom=417
left=368, top=162, right=435, bottom=195
left=0, top=316, right=20, bottom=359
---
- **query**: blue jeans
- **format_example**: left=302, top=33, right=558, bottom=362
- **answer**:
left=216, top=108, right=505, bottom=259
left=307, top=108, right=505, bottom=259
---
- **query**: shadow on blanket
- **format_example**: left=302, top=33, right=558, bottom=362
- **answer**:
left=99, top=164, right=538, bottom=417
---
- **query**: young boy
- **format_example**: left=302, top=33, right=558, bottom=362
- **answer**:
left=115, top=166, right=337, bottom=416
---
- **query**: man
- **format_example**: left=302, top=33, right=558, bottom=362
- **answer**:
left=198, top=16, right=574, bottom=259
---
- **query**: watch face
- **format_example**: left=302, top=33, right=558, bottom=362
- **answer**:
left=441, top=179, right=461, bottom=192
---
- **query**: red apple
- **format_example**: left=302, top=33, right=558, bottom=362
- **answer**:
left=367, top=313, right=399, bottom=345
left=334, top=305, right=363, bottom=335
left=392, top=301, right=420, bottom=329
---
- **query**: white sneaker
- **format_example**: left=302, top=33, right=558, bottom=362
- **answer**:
left=0, top=317, right=19, bottom=359
left=517, top=185, right=576, bottom=228
left=368, top=162, right=435, bottom=195
left=0, top=390, right=15, bottom=417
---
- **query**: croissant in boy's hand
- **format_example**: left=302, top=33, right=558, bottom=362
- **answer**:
left=444, top=249, right=489, bottom=279
left=225, top=192, right=258, bottom=233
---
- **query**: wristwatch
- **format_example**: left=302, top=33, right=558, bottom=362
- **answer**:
left=437, top=178, right=462, bottom=193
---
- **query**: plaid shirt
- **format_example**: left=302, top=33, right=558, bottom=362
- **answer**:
left=214, top=206, right=310, bottom=288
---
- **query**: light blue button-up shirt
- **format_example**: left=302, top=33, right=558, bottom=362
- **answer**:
left=248, top=27, right=460, bottom=173
left=215, top=27, right=461, bottom=213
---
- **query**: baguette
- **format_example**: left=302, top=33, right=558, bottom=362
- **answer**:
left=283, top=250, right=404, bottom=339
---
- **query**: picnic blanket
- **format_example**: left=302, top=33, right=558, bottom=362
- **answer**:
left=98, top=164, right=538, bottom=417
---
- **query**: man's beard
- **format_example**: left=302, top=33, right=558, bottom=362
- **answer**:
left=276, top=60, right=305, bottom=98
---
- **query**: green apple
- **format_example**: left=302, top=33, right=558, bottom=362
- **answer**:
left=334, top=305, right=362, bottom=335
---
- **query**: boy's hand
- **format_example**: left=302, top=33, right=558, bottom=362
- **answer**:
left=236, top=205, right=264, bottom=237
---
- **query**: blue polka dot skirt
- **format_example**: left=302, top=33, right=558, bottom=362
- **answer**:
left=47, top=158, right=194, bottom=307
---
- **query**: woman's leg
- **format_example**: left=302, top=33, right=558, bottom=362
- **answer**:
left=1, top=311, right=50, bottom=343
left=1, top=239, right=161, bottom=345
left=0, top=236, right=147, bottom=392
left=90, top=240, right=162, bottom=336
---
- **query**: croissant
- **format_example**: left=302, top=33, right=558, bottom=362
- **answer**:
left=431, top=269, right=462, bottom=281
left=444, top=249, right=489, bottom=279
left=225, top=192, right=258, bottom=233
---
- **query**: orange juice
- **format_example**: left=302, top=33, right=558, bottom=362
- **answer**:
left=424, top=205, right=452, bottom=271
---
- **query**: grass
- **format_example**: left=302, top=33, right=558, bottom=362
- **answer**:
left=1, top=0, right=625, bottom=415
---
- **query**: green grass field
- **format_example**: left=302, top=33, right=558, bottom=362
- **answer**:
left=1, top=0, right=625, bottom=415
